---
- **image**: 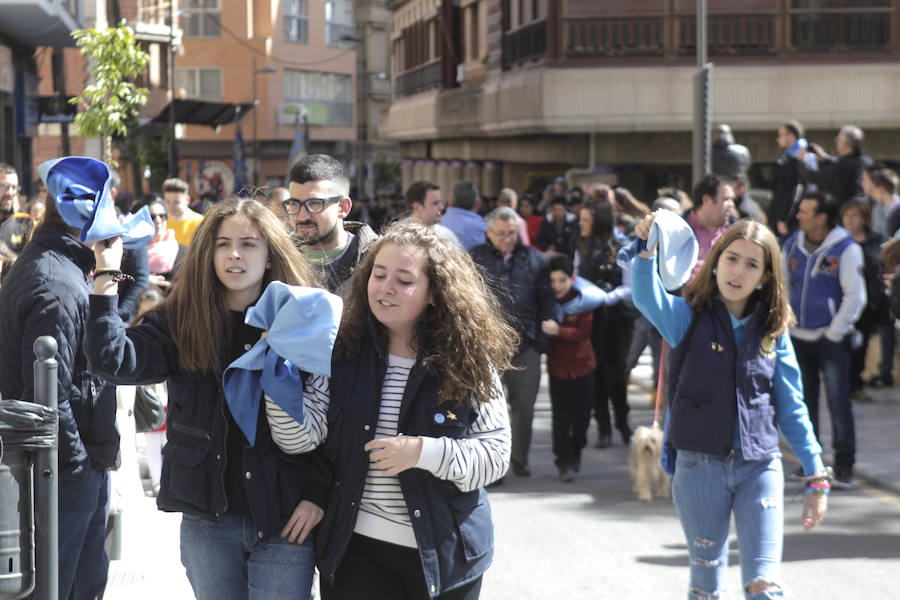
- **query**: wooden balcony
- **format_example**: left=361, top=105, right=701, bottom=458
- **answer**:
left=395, top=59, right=442, bottom=97
left=502, top=20, right=548, bottom=70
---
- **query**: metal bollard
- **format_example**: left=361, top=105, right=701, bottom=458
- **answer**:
left=32, top=337, right=58, bottom=600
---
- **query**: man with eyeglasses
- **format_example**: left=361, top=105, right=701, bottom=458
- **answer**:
left=0, top=162, right=36, bottom=283
left=287, top=154, right=377, bottom=296
left=470, top=206, right=557, bottom=478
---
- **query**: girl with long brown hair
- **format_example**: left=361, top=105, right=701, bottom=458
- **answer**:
left=85, top=197, right=329, bottom=600
left=270, top=222, right=517, bottom=599
left=631, top=216, right=827, bottom=598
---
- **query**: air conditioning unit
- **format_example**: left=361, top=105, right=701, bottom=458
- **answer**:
left=456, top=63, right=465, bottom=84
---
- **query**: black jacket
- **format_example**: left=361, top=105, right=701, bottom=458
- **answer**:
left=469, top=240, right=557, bottom=352
left=0, top=224, right=118, bottom=481
left=769, top=153, right=806, bottom=232
left=317, top=322, right=494, bottom=597
left=802, top=152, right=873, bottom=205
left=84, top=295, right=330, bottom=539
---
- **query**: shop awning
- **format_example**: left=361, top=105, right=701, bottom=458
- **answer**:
left=151, top=99, right=254, bottom=128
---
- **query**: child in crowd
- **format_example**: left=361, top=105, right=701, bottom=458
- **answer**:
left=541, top=254, right=596, bottom=481
left=268, top=222, right=517, bottom=599
left=632, top=216, right=827, bottom=599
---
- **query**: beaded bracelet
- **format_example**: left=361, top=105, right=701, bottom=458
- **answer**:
left=93, top=269, right=135, bottom=283
left=806, top=482, right=831, bottom=496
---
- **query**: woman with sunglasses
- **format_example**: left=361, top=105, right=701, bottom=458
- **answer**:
left=142, top=194, right=187, bottom=292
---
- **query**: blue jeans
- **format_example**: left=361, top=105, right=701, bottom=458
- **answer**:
left=58, top=466, right=110, bottom=600
left=672, top=450, right=784, bottom=600
left=180, top=514, right=316, bottom=600
left=791, top=337, right=856, bottom=475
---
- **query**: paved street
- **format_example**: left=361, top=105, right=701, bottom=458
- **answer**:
left=104, top=351, right=900, bottom=599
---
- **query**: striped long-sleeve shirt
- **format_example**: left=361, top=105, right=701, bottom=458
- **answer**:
left=264, top=373, right=330, bottom=454
left=266, top=353, right=511, bottom=547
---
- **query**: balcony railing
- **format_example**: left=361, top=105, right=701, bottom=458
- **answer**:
left=565, top=16, right=665, bottom=57
left=558, top=6, right=896, bottom=61
left=678, top=14, right=778, bottom=55
left=502, top=20, right=547, bottom=70
left=395, top=59, right=442, bottom=97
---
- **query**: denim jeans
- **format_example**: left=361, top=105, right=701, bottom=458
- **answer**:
left=672, top=450, right=784, bottom=600
left=791, top=337, right=856, bottom=475
left=57, top=466, right=110, bottom=600
left=180, top=514, right=316, bottom=600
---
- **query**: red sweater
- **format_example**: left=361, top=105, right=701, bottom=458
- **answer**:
left=546, top=294, right=596, bottom=379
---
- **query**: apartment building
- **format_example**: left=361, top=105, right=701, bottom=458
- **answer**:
left=384, top=0, right=900, bottom=200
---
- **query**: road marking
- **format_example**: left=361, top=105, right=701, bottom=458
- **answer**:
left=859, top=484, right=900, bottom=508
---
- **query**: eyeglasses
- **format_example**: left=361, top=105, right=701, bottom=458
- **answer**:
left=282, top=196, right=342, bottom=215
left=150, top=212, right=168, bottom=222
left=0, top=183, right=19, bottom=194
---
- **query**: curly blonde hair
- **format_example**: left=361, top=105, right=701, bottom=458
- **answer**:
left=684, top=219, right=795, bottom=338
left=336, top=222, right=519, bottom=407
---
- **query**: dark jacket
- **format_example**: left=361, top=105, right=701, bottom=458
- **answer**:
left=299, top=221, right=378, bottom=297
left=0, top=224, right=118, bottom=481
left=535, top=213, right=578, bottom=257
left=83, top=295, right=330, bottom=540
left=667, top=302, right=779, bottom=459
left=317, top=322, right=494, bottom=597
left=469, top=240, right=557, bottom=352
left=711, top=138, right=751, bottom=180
left=769, top=153, right=806, bottom=232
left=546, top=293, right=595, bottom=380
left=576, top=238, right=638, bottom=320
left=802, top=151, right=873, bottom=205
left=118, top=243, right=150, bottom=322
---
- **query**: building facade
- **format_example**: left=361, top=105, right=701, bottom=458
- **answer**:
left=384, top=0, right=900, bottom=201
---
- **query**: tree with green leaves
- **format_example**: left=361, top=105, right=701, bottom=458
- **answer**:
left=70, top=21, right=150, bottom=167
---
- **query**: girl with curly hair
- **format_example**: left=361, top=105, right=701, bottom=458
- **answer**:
left=270, top=221, right=518, bottom=599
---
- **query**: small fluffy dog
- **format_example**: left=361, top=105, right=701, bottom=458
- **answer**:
left=629, top=425, right=671, bottom=501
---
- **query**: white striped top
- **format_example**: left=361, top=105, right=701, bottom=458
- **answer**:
left=264, top=373, right=330, bottom=454
left=354, top=355, right=417, bottom=547
left=266, top=354, right=512, bottom=548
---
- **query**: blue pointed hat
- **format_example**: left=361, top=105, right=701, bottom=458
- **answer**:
left=37, top=156, right=154, bottom=248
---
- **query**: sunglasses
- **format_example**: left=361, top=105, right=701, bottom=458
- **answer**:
left=0, top=183, right=19, bottom=194
left=282, top=196, right=342, bottom=215
left=150, top=212, right=168, bottom=222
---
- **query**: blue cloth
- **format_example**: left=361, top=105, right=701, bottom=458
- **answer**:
left=617, top=210, right=698, bottom=291
left=558, top=277, right=607, bottom=317
left=37, top=157, right=154, bottom=248
left=222, top=282, right=342, bottom=446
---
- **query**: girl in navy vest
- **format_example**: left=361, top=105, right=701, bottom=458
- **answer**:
left=268, top=222, right=517, bottom=599
left=86, top=198, right=331, bottom=600
left=631, top=217, right=828, bottom=599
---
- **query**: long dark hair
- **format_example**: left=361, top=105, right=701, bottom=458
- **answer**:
left=578, top=198, right=615, bottom=257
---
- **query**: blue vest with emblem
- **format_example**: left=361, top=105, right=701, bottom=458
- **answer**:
left=317, top=319, right=493, bottom=598
left=667, top=302, right=780, bottom=459
left=783, top=231, right=855, bottom=330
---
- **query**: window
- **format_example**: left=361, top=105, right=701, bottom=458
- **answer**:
left=284, top=0, right=308, bottom=44
left=326, top=0, right=354, bottom=46
left=175, top=67, right=222, bottom=100
left=182, top=0, right=220, bottom=37
left=469, top=4, right=480, bottom=61
left=284, top=70, right=352, bottom=126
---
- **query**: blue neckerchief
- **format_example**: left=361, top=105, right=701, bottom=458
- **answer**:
left=557, top=276, right=608, bottom=318
left=37, top=157, right=154, bottom=248
left=784, top=138, right=818, bottom=169
left=222, top=282, right=342, bottom=446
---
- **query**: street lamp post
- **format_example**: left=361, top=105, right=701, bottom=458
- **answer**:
left=168, top=0, right=177, bottom=177
left=339, top=34, right=364, bottom=197
left=252, top=57, right=277, bottom=187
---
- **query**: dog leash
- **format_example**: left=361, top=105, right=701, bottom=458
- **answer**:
left=652, top=340, right=667, bottom=429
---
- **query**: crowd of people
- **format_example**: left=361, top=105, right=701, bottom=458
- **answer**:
left=0, top=118, right=897, bottom=600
